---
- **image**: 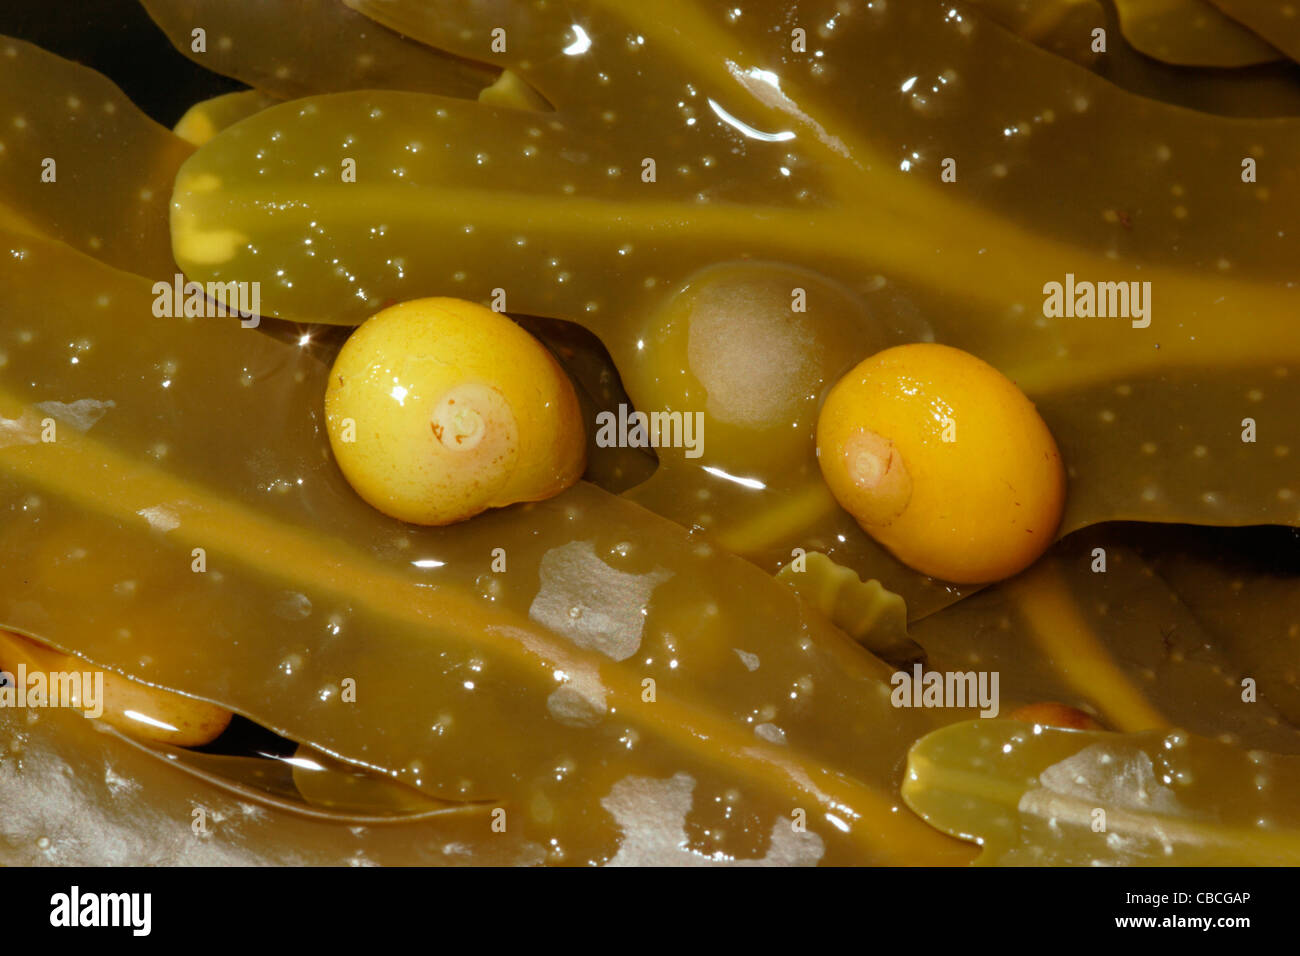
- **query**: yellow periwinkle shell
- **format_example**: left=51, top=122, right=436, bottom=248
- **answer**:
left=0, top=629, right=233, bottom=747
left=325, top=297, right=586, bottom=525
left=816, top=343, right=1066, bottom=584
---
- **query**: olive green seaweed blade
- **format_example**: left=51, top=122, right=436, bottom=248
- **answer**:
left=0, top=706, right=521, bottom=865
left=343, top=0, right=623, bottom=111
left=167, top=0, right=1300, bottom=387
left=0, top=37, right=191, bottom=279
left=961, top=0, right=1105, bottom=66
left=167, top=84, right=832, bottom=328
left=776, top=551, right=923, bottom=666
left=174, top=90, right=284, bottom=147
left=911, top=525, right=1300, bottom=753
left=138, top=0, right=499, bottom=100
left=1111, top=0, right=1283, bottom=67
left=964, top=0, right=1300, bottom=116
left=903, top=719, right=1300, bottom=865
left=1206, top=0, right=1300, bottom=63
left=1138, top=524, right=1300, bottom=729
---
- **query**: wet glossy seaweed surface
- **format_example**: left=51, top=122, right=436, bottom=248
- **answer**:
left=0, top=0, right=1298, bottom=865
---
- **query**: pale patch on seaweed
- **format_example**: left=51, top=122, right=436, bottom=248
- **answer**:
left=545, top=663, right=608, bottom=727
left=1018, top=743, right=1184, bottom=861
left=603, top=772, right=824, bottom=866
left=0, top=411, right=40, bottom=448
left=136, top=504, right=181, bottom=533
left=0, top=398, right=114, bottom=448
left=755, top=722, right=787, bottom=745
left=103, top=764, right=139, bottom=798
left=33, top=398, right=115, bottom=432
left=1028, top=743, right=1180, bottom=814
left=529, top=540, right=671, bottom=661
